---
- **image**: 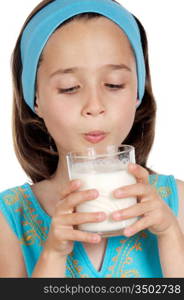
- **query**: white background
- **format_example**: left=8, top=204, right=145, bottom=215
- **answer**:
left=0, top=0, right=184, bottom=191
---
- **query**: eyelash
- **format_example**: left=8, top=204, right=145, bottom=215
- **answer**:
left=58, top=84, right=125, bottom=94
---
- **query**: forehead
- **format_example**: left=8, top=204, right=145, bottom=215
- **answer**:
left=41, top=16, right=134, bottom=60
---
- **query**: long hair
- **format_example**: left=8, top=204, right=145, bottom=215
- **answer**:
left=11, top=0, right=157, bottom=183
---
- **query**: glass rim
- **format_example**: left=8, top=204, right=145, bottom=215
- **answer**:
left=66, top=144, right=135, bottom=159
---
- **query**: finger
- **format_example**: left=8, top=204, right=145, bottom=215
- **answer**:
left=58, top=228, right=102, bottom=244
left=123, top=215, right=153, bottom=236
left=58, top=211, right=107, bottom=225
left=113, top=182, right=155, bottom=199
left=60, top=179, right=82, bottom=199
left=128, top=163, right=149, bottom=184
left=111, top=200, right=157, bottom=220
left=55, top=189, right=99, bottom=213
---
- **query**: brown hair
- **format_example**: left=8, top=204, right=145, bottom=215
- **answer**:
left=11, top=0, right=157, bottom=184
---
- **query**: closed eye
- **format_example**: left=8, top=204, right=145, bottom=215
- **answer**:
left=105, top=84, right=125, bottom=89
left=58, top=86, right=80, bottom=93
left=58, top=84, right=125, bottom=94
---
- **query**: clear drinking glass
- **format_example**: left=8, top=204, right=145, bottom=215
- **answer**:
left=66, top=144, right=138, bottom=237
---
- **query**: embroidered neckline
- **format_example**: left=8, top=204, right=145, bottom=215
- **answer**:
left=75, top=237, right=113, bottom=277
left=17, top=174, right=173, bottom=278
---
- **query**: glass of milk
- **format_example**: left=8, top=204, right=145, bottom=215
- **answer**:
left=66, top=145, right=138, bottom=237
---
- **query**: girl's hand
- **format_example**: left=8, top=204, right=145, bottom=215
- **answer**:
left=44, top=179, right=106, bottom=257
left=111, top=163, right=179, bottom=237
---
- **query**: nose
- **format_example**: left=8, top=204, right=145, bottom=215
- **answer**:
left=82, top=89, right=106, bottom=117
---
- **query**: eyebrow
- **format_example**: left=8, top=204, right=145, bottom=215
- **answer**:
left=49, top=64, right=132, bottom=78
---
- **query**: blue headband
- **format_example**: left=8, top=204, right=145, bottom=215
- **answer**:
left=20, top=0, right=146, bottom=112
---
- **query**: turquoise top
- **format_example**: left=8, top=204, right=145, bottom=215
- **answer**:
left=0, top=174, right=179, bottom=278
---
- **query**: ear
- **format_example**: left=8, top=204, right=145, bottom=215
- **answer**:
left=34, top=91, right=43, bottom=118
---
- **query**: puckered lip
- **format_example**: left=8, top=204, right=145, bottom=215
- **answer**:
left=84, top=130, right=107, bottom=136
left=83, top=131, right=108, bottom=144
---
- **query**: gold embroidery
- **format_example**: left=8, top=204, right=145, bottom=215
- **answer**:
left=149, top=174, right=172, bottom=198
left=158, top=186, right=171, bottom=199
left=19, top=230, right=36, bottom=246
left=4, top=193, right=19, bottom=206
left=3, top=186, right=48, bottom=246
left=66, top=251, right=90, bottom=278
left=105, top=174, right=172, bottom=278
left=121, top=270, right=140, bottom=278
left=149, top=174, right=159, bottom=186
left=106, top=231, right=146, bottom=278
left=1, top=174, right=172, bottom=278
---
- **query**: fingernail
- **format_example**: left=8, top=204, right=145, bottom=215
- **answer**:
left=113, top=212, right=121, bottom=220
left=114, top=190, right=125, bottom=197
left=90, top=190, right=99, bottom=197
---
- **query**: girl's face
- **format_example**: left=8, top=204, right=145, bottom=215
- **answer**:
left=35, top=17, right=138, bottom=155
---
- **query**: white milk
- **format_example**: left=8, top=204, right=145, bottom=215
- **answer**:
left=71, top=159, right=138, bottom=235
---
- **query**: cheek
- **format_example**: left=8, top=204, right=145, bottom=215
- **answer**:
left=113, top=100, right=136, bottom=136
left=42, top=101, right=77, bottom=140
left=120, top=111, right=135, bottom=132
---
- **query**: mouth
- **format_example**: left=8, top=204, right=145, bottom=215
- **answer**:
left=83, top=131, right=108, bottom=144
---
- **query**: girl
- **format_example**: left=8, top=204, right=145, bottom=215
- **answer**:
left=0, top=0, right=184, bottom=278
